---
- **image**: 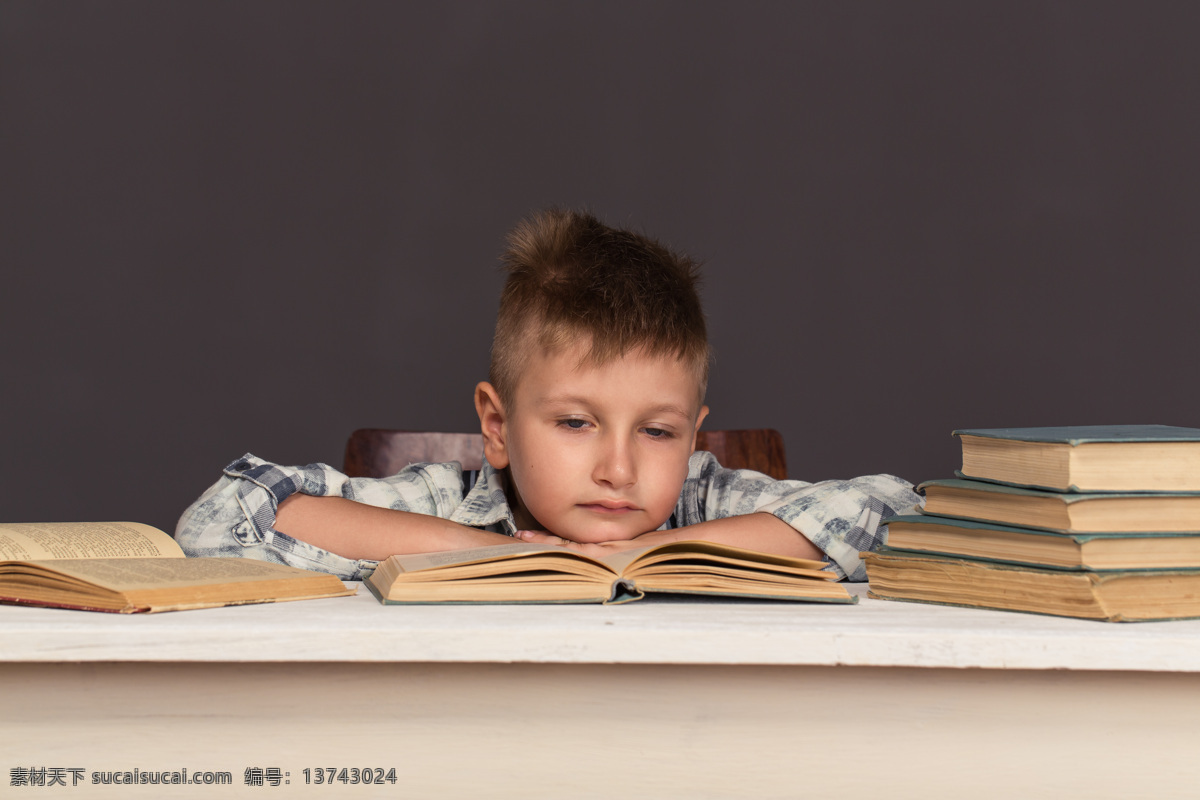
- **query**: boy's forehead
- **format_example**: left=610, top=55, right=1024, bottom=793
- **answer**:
left=515, top=341, right=705, bottom=414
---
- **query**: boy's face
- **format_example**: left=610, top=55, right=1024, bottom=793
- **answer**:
left=476, top=343, right=708, bottom=544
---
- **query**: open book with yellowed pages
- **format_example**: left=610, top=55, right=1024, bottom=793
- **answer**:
left=364, top=540, right=852, bottom=605
left=0, top=521, right=355, bottom=613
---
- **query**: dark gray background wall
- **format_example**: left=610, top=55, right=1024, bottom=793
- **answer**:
left=5, top=2, right=1198, bottom=534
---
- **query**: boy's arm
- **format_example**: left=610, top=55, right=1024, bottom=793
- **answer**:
left=520, top=453, right=923, bottom=579
left=176, top=454, right=512, bottom=579
left=276, top=495, right=515, bottom=560
left=681, top=455, right=922, bottom=579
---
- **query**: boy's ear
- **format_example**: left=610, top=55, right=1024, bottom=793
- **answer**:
left=474, top=381, right=510, bottom=469
left=690, top=405, right=710, bottom=452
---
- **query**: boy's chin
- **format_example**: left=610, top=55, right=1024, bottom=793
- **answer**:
left=554, top=524, right=659, bottom=545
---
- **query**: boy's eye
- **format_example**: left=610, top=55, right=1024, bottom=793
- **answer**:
left=559, top=419, right=589, bottom=430
left=643, top=427, right=673, bottom=438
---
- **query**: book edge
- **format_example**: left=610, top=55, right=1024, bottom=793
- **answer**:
left=953, top=425, right=1200, bottom=445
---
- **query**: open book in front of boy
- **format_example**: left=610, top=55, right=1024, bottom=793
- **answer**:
left=0, top=521, right=355, bottom=613
left=364, top=540, right=853, bottom=605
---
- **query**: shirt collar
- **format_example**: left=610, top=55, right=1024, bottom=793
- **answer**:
left=448, top=457, right=518, bottom=535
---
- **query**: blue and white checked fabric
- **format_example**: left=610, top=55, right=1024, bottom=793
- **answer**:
left=175, top=451, right=921, bottom=581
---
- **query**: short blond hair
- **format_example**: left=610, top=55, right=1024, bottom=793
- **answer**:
left=489, top=209, right=710, bottom=408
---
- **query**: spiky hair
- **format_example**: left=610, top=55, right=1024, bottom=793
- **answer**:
left=488, top=209, right=710, bottom=408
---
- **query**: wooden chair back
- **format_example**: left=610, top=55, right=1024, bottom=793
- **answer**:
left=344, top=428, right=787, bottom=480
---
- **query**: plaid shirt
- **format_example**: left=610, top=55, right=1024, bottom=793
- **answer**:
left=175, top=451, right=920, bottom=581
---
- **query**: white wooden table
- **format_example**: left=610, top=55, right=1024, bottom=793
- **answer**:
left=3, top=584, right=1199, bottom=798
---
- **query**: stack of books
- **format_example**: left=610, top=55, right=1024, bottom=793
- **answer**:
left=864, top=425, right=1200, bottom=621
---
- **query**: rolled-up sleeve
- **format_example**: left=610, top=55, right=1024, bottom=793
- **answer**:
left=676, top=452, right=923, bottom=581
left=174, top=454, right=468, bottom=580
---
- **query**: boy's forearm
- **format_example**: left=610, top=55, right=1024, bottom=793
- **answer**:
left=275, top=494, right=514, bottom=560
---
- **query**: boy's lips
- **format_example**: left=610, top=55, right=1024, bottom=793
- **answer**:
left=579, top=501, right=639, bottom=514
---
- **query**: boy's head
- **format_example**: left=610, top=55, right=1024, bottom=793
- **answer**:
left=475, top=209, right=712, bottom=543
left=487, top=208, right=710, bottom=410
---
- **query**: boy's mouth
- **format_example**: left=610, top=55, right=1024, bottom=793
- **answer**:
left=579, top=501, right=639, bottom=514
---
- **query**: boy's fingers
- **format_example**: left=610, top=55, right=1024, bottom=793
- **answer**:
left=516, top=530, right=558, bottom=543
left=517, top=530, right=590, bottom=551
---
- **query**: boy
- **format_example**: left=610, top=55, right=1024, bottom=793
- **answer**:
left=176, top=209, right=920, bottom=581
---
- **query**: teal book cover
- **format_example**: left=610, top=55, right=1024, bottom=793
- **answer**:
left=953, top=424, right=1200, bottom=445
left=918, top=478, right=1200, bottom=502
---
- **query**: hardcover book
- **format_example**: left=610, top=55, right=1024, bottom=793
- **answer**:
left=882, top=514, right=1200, bottom=571
left=919, top=478, right=1200, bottom=533
left=364, top=540, right=853, bottom=605
left=954, top=425, right=1200, bottom=492
left=0, top=521, right=355, bottom=613
left=863, top=549, right=1200, bottom=622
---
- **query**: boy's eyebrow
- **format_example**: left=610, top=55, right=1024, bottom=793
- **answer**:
left=537, top=395, right=695, bottom=420
left=642, top=403, right=696, bottom=420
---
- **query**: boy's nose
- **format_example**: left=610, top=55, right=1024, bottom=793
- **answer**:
left=593, top=434, right=636, bottom=488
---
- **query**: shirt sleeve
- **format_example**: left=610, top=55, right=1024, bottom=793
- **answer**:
left=174, top=454, right=467, bottom=580
left=675, top=451, right=923, bottom=581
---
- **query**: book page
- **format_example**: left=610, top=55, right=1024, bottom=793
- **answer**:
left=387, top=542, right=606, bottom=573
left=594, top=543, right=668, bottom=574
left=0, top=522, right=184, bottom=560
left=600, top=540, right=829, bottom=576
left=19, top=557, right=321, bottom=590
